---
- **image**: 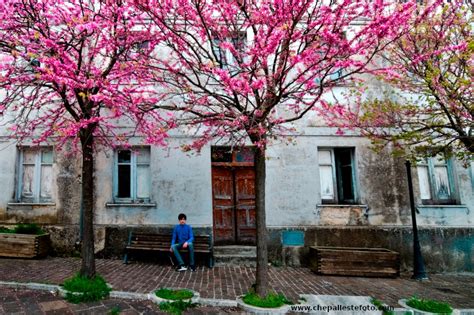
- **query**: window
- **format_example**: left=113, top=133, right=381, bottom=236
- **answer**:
left=17, top=147, right=53, bottom=203
left=314, top=37, right=347, bottom=85
left=114, top=147, right=151, bottom=203
left=417, top=156, right=457, bottom=204
left=315, top=68, right=344, bottom=84
left=318, top=148, right=357, bottom=204
left=212, top=32, right=246, bottom=71
left=211, top=146, right=255, bottom=165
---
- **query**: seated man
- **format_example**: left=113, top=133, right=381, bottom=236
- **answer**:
left=170, top=213, right=195, bottom=272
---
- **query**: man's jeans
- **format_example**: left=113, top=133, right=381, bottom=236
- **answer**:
left=171, top=242, right=194, bottom=266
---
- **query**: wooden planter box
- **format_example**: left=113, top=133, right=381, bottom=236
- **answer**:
left=0, top=233, right=50, bottom=258
left=309, top=246, right=400, bottom=278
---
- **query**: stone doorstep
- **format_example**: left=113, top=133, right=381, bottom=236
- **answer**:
left=0, top=281, right=472, bottom=314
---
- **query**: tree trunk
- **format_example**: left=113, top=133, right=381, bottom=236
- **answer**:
left=80, top=131, right=96, bottom=278
left=254, top=145, right=268, bottom=297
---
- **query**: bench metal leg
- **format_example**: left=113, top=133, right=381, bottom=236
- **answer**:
left=123, top=252, right=129, bottom=264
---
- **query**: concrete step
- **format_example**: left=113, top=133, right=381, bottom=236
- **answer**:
left=214, top=254, right=257, bottom=267
left=213, top=246, right=257, bottom=266
left=213, top=245, right=256, bottom=256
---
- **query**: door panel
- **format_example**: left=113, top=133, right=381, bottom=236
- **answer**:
left=212, top=167, right=235, bottom=244
left=212, top=166, right=256, bottom=245
left=235, top=168, right=256, bottom=244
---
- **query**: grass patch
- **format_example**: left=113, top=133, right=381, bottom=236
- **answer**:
left=406, top=296, right=453, bottom=314
left=108, top=306, right=121, bottom=315
left=159, top=300, right=198, bottom=315
left=371, top=298, right=395, bottom=315
left=62, top=273, right=111, bottom=304
left=155, top=288, right=194, bottom=300
left=0, top=227, right=14, bottom=233
left=14, top=223, right=45, bottom=235
left=0, top=224, right=45, bottom=235
left=242, top=290, right=293, bottom=308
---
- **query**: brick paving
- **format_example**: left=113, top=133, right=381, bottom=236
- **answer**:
left=0, top=287, right=242, bottom=314
left=0, top=286, right=162, bottom=315
left=0, top=257, right=473, bottom=309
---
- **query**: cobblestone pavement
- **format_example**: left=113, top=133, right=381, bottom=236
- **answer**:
left=0, top=287, right=243, bottom=315
left=0, top=257, right=473, bottom=309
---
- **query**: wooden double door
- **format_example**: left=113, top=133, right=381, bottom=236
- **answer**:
left=212, top=166, right=256, bottom=245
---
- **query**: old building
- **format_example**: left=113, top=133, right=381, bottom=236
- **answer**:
left=0, top=0, right=472, bottom=274
left=0, top=121, right=473, bottom=271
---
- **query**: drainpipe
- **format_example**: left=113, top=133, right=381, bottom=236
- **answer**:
left=405, top=160, right=428, bottom=280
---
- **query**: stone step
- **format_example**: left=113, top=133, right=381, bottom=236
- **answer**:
left=213, top=245, right=256, bottom=256
left=214, top=254, right=257, bottom=267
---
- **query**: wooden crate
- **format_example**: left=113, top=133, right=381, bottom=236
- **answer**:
left=309, top=246, right=400, bottom=278
left=0, top=233, right=50, bottom=258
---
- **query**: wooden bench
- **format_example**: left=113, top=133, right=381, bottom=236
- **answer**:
left=123, top=232, right=214, bottom=267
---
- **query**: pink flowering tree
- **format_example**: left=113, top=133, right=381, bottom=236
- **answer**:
left=332, top=1, right=473, bottom=161
left=138, top=0, right=422, bottom=296
left=0, top=0, right=169, bottom=278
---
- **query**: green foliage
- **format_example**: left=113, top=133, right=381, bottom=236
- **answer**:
left=109, top=306, right=121, bottom=315
left=14, top=223, right=45, bottom=235
left=0, top=227, right=14, bottom=233
left=159, top=300, right=198, bottom=315
left=406, top=296, right=453, bottom=314
left=242, top=290, right=293, bottom=308
left=270, top=260, right=283, bottom=267
left=62, top=273, right=111, bottom=304
left=371, top=298, right=395, bottom=315
left=0, top=224, right=46, bottom=235
left=155, top=288, right=194, bottom=300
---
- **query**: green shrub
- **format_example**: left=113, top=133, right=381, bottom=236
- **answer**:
left=63, top=273, right=111, bottom=304
left=109, top=306, right=121, bottom=315
left=159, top=300, right=198, bottom=315
left=371, top=298, right=395, bottom=315
left=13, top=223, right=45, bottom=235
left=0, top=227, right=14, bottom=233
left=242, top=290, right=292, bottom=308
left=155, top=288, right=194, bottom=300
left=406, top=296, right=453, bottom=314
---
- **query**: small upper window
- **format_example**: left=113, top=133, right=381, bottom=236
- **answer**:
left=114, top=147, right=151, bottom=203
left=318, top=148, right=357, bottom=204
left=211, top=146, right=255, bottom=165
left=212, top=32, right=246, bottom=72
left=17, top=147, right=53, bottom=203
left=417, top=156, right=458, bottom=205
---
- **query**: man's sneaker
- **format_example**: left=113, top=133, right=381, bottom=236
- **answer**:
left=176, top=265, right=187, bottom=272
left=190, top=265, right=196, bottom=272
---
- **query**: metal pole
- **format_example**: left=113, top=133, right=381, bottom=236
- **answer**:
left=405, top=160, right=428, bottom=280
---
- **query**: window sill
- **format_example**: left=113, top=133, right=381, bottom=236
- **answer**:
left=106, top=203, right=156, bottom=208
left=317, top=204, right=368, bottom=208
left=417, top=205, right=467, bottom=209
left=8, top=202, right=56, bottom=206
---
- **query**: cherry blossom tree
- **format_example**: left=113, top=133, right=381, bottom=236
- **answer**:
left=0, top=0, right=169, bottom=278
left=138, top=0, right=424, bottom=296
left=335, top=1, right=473, bottom=161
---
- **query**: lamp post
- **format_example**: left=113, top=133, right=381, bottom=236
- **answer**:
left=405, top=160, right=428, bottom=280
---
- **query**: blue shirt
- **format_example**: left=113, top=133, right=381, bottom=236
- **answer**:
left=171, top=224, right=194, bottom=246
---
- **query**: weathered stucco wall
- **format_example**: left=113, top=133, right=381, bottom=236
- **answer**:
left=266, top=137, right=320, bottom=226
left=94, top=137, right=213, bottom=226
left=266, top=133, right=473, bottom=227
left=0, top=133, right=473, bottom=272
left=0, top=141, right=17, bottom=221
left=267, top=227, right=474, bottom=272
